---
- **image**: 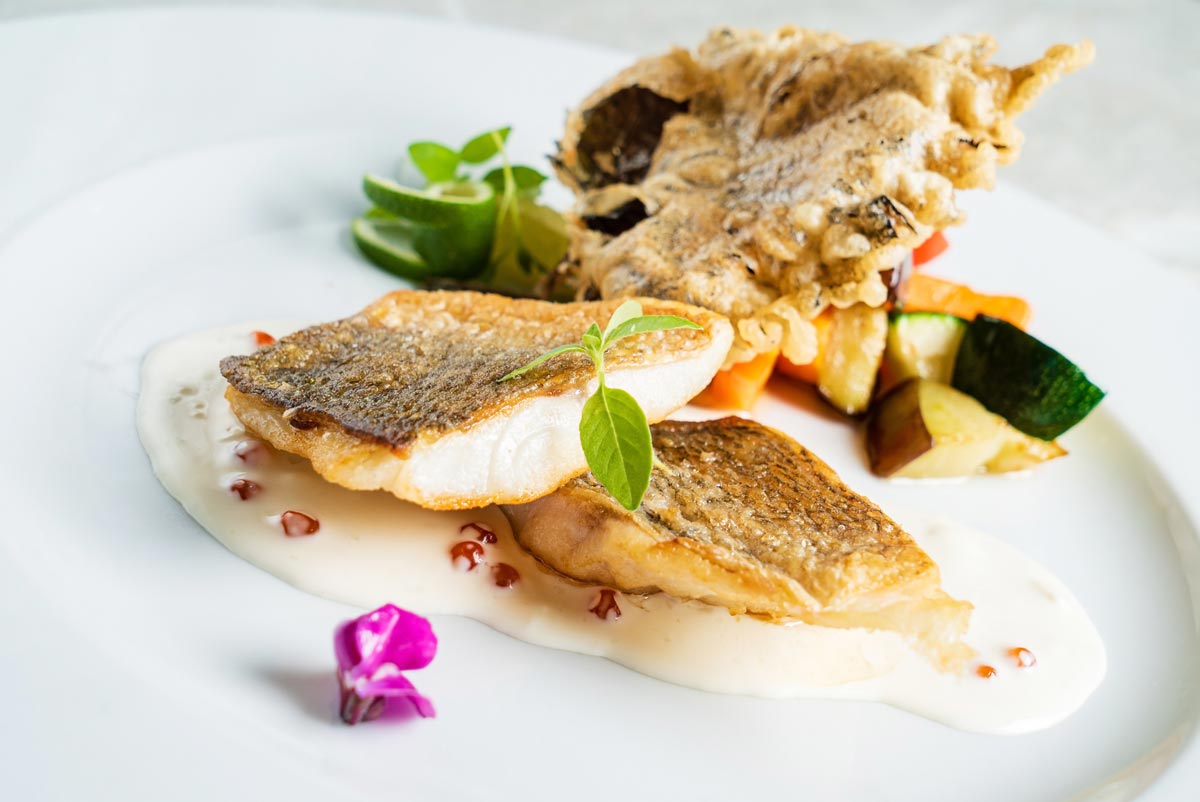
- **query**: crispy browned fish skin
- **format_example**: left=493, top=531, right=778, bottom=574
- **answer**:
left=220, top=290, right=730, bottom=509
left=502, top=417, right=973, bottom=670
left=555, top=28, right=1094, bottom=366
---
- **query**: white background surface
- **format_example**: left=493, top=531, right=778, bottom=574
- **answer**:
left=0, top=6, right=1197, bottom=802
left=1, top=0, right=1198, bottom=276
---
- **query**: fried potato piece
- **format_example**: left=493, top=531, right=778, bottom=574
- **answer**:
left=554, top=27, right=1093, bottom=366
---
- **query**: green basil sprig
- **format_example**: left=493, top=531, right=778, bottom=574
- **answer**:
left=501, top=300, right=700, bottom=510
left=407, top=127, right=568, bottom=292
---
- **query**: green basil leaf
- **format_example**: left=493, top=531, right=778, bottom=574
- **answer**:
left=515, top=198, right=569, bottom=270
left=460, top=127, right=511, bottom=164
left=490, top=203, right=519, bottom=264
left=483, top=165, right=547, bottom=196
left=582, top=323, right=603, bottom=354
left=579, top=385, right=653, bottom=511
left=482, top=169, right=505, bottom=195
left=604, top=315, right=702, bottom=348
left=485, top=212, right=540, bottom=294
left=602, top=300, right=644, bottom=341
left=407, top=141, right=461, bottom=184
left=499, top=343, right=590, bottom=382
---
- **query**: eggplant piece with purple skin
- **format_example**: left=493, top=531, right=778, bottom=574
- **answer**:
left=866, top=379, right=1066, bottom=478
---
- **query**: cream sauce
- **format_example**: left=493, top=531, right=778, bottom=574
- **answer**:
left=137, top=324, right=1107, bottom=734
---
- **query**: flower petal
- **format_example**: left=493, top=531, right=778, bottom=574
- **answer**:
left=355, top=671, right=436, bottom=718
left=333, top=618, right=362, bottom=671
left=372, top=605, right=438, bottom=671
left=333, top=603, right=438, bottom=724
left=334, top=604, right=437, bottom=674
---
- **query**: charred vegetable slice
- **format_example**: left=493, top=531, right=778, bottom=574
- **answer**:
left=866, top=379, right=1066, bottom=478
left=881, top=312, right=967, bottom=392
left=817, top=305, right=888, bottom=415
left=951, top=316, right=1105, bottom=440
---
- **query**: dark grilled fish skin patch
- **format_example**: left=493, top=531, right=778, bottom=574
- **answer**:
left=219, top=291, right=718, bottom=454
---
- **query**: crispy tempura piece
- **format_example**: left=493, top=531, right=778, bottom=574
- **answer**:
left=554, top=27, right=1093, bottom=366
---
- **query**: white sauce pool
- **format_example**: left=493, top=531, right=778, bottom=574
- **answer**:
left=137, top=324, right=1107, bottom=734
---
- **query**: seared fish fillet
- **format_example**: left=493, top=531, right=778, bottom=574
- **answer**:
left=502, top=417, right=973, bottom=669
left=220, top=291, right=732, bottom=510
left=554, top=27, right=1093, bottom=366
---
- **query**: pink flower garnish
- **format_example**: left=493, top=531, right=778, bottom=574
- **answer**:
left=334, top=604, right=437, bottom=724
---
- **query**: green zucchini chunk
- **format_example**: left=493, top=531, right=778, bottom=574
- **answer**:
left=884, top=312, right=968, bottom=387
left=951, top=315, right=1105, bottom=440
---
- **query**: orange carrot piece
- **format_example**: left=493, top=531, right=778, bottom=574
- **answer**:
left=899, top=274, right=1032, bottom=329
left=776, top=357, right=819, bottom=384
left=774, top=309, right=833, bottom=385
left=912, top=231, right=949, bottom=266
left=693, top=348, right=780, bottom=410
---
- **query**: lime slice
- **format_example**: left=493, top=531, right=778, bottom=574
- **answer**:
left=362, top=175, right=496, bottom=228
left=352, top=215, right=431, bottom=281
left=360, top=177, right=497, bottom=276
left=352, top=208, right=494, bottom=282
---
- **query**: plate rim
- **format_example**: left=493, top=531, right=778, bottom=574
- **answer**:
left=1, top=7, right=1198, bottom=801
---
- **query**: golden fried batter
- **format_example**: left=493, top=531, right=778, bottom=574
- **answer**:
left=555, top=27, right=1093, bottom=365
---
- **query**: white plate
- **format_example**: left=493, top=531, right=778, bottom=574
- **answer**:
left=1, top=8, right=1198, bottom=802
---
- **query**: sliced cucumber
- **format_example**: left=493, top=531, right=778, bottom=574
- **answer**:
left=883, top=312, right=967, bottom=390
left=951, top=315, right=1105, bottom=440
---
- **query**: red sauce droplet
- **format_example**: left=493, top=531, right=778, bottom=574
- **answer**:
left=234, top=440, right=267, bottom=465
left=976, top=664, right=997, bottom=679
left=229, top=478, right=262, bottom=500
left=280, top=510, right=319, bottom=536
left=1009, top=647, right=1037, bottom=668
left=460, top=522, right=497, bottom=544
left=252, top=330, right=276, bottom=346
left=450, top=541, right=485, bottom=571
left=589, top=589, right=622, bottom=621
left=491, top=563, right=520, bottom=588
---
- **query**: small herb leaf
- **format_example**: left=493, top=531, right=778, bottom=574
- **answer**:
left=579, top=385, right=653, bottom=511
left=460, top=127, right=511, bottom=164
left=602, top=300, right=644, bottom=341
left=499, top=344, right=591, bottom=382
left=407, top=142, right=461, bottom=184
left=495, top=306, right=698, bottom=510
left=483, top=165, right=547, bottom=196
left=582, top=323, right=604, bottom=354
left=604, top=315, right=702, bottom=349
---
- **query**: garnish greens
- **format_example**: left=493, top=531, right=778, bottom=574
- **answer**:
left=501, top=300, right=701, bottom=511
left=353, top=126, right=568, bottom=293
